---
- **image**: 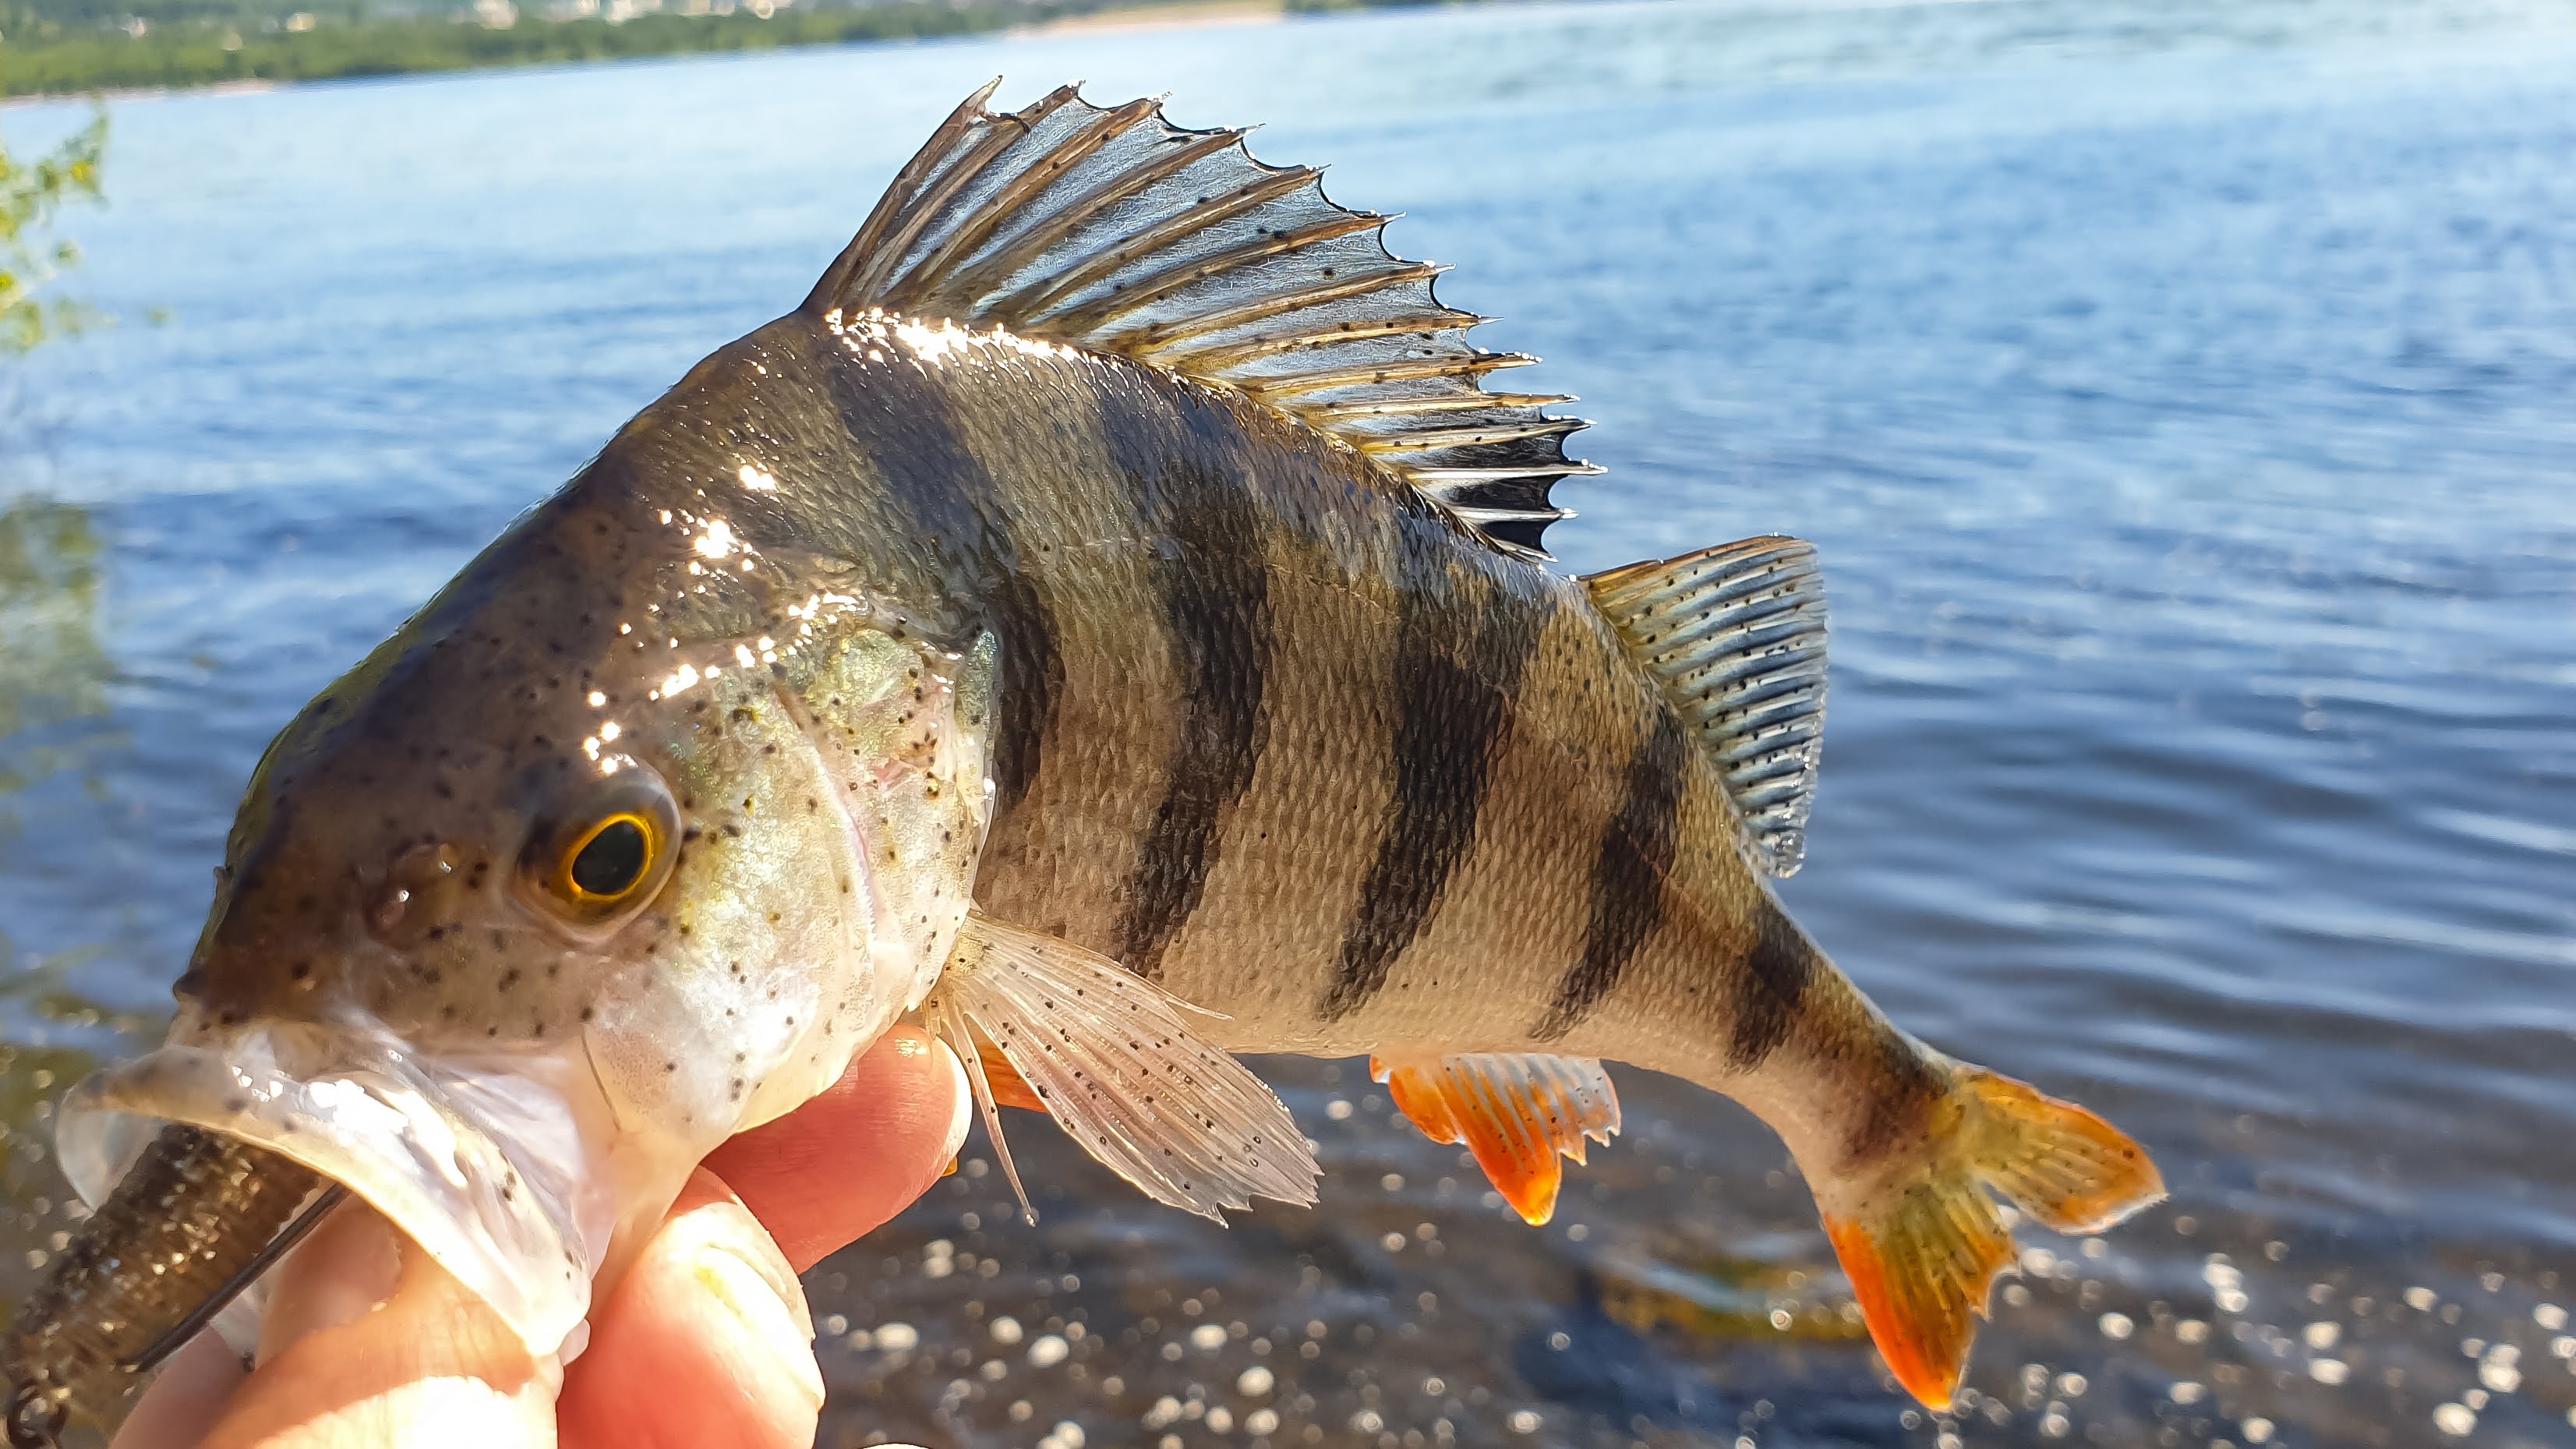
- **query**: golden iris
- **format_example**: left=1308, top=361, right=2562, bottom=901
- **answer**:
left=561, top=812, right=655, bottom=903
left=524, top=771, right=680, bottom=928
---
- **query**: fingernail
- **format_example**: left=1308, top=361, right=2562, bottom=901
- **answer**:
left=931, top=1039, right=972, bottom=1188
left=256, top=1203, right=402, bottom=1366
left=693, top=1240, right=825, bottom=1412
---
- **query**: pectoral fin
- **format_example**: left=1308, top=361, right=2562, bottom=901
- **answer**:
left=1372, top=1049, right=1621, bottom=1225
left=967, top=1027, right=1048, bottom=1114
left=926, top=911, right=1320, bottom=1225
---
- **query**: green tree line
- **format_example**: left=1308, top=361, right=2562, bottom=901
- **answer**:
left=0, top=2, right=1115, bottom=97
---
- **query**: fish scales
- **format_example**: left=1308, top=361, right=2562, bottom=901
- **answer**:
left=6, top=85, right=2165, bottom=1439
left=657, top=316, right=1913, bottom=1164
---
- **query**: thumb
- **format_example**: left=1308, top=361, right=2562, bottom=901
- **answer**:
left=557, top=1170, right=822, bottom=1449
left=197, top=1203, right=558, bottom=1449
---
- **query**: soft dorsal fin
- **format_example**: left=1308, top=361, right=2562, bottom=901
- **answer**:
left=807, top=80, right=1600, bottom=563
left=1582, top=536, right=1828, bottom=877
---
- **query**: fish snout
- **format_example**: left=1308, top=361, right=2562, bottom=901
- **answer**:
left=179, top=845, right=371, bottom=1026
left=182, top=832, right=513, bottom=1030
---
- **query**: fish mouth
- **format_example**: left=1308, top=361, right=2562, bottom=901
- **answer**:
left=55, top=1014, right=629, bottom=1361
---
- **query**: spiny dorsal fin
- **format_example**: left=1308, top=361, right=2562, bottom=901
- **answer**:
left=1583, top=536, right=1828, bottom=878
left=807, top=80, right=1601, bottom=563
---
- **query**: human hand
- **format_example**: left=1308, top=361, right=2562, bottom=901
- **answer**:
left=111, top=1027, right=970, bottom=1449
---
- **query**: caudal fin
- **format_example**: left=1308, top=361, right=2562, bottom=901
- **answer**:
left=1820, top=1063, right=2164, bottom=1411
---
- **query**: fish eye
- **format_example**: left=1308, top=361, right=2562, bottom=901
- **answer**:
left=567, top=815, right=652, bottom=899
left=523, top=770, right=680, bottom=930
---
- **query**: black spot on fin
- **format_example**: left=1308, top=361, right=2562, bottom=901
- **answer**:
left=804, top=81, right=1601, bottom=564
left=1583, top=537, right=1829, bottom=878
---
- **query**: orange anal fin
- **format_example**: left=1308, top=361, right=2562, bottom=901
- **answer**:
left=972, top=1030, right=1049, bottom=1114
left=1372, top=1051, right=1620, bottom=1227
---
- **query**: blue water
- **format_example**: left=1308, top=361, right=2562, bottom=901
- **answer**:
left=4, top=0, right=2576, bottom=1444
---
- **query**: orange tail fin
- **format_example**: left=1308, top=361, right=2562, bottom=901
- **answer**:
left=1821, top=1063, right=2163, bottom=1410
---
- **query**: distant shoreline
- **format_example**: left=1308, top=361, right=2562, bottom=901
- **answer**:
left=0, top=0, right=1425, bottom=101
left=1017, top=0, right=1287, bottom=37
left=2, top=78, right=278, bottom=108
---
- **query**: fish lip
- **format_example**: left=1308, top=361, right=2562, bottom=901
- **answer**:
left=55, top=1015, right=619, bottom=1360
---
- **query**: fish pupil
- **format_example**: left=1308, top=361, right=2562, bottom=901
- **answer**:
left=571, top=818, right=648, bottom=897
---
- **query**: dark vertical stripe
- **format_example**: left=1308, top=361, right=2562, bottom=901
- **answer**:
left=1318, top=593, right=1543, bottom=1023
left=1727, top=894, right=1821, bottom=1068
left=1846, top=1024, right=1945, bottom=1162
left=816, top=343, right=1065, bottom=815
left=1529, top=709, right=1691, bottom=1041
left=985, top=573, right=1065, bottom=815
left=1102, top=403, right=1278, bottom=976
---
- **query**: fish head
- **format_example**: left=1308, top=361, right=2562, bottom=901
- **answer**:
left=57, top=501, right=998, bottom=1358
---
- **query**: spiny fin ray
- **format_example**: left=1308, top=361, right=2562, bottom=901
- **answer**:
left=807, top=80, right=1596, bottom=563
left=1583, top=536, right=1829, bottom=877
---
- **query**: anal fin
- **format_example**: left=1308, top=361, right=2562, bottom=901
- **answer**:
left=1371, top=1051, right=1620, bottom=1225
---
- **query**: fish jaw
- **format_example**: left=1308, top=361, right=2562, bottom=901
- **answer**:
left=53, top=1011, right=663, bottom=1362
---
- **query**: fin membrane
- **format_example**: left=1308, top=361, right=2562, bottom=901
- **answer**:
left=810, top=81, right=1600, bottom=563
left=926, top=910, right=1320, bottom=1224
left=1583, top=536, right=1828, bottom=877
left=1821, top=1062, right=2164, bottom=1410
left=1372, top=1051, right=1620, bottom=1225
left=969, top=1028, right=1048, bottom=1114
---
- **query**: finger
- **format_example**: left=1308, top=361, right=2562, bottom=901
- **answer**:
left=703, top=1026, right=970, bottom=1271
left=112, top=1331, right=246, bottom=1449
left=253, top=1201, right=401, bottom=1367
left=557, top=1169, right=821, bottom=1449
left=193, top=1204, right=556, bottom=1449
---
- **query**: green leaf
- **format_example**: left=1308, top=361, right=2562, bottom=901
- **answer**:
left=0, top=106, right=108, bottom=356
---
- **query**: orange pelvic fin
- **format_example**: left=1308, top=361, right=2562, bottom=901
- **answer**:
left=1821, top=1062, right=2164, bottom=1411
left=970, top=1029, right=1049, bottom=1114
left=1371, top=1050, right=1621, bottom=1225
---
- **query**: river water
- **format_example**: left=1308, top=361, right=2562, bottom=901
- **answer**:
left=3, top=0, right=2574, bottom=1444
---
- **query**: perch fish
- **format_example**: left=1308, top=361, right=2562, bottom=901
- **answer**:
left=3, top=82, right=2162, bottom=1440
